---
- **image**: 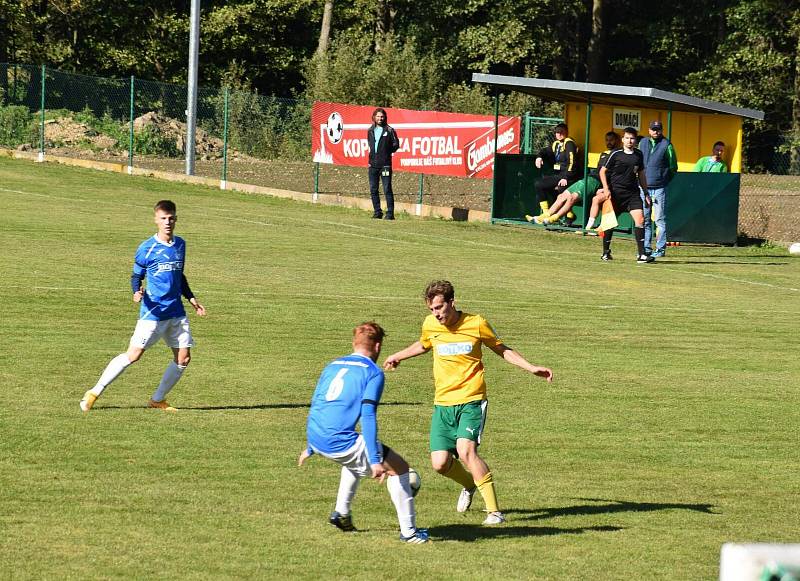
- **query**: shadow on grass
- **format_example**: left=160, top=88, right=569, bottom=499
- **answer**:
left=96, top=401, right=423, bottom=411
left=657, top=259, right=789, bottom=265
left=507, top=498, right=718, bottom=521
left=429, top=523, right=622, bottom=541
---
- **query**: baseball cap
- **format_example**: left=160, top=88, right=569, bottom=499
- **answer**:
left=649, top=120, right=663, bottom=130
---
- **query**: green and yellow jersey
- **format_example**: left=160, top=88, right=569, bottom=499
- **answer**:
left=419, top=312, right=504, bottom=406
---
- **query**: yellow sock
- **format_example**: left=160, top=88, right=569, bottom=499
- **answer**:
left=539, top=201, right=550, bottom=213
left=475, top=471, right=499, bottom=513
left=567, top=211, right=575, bottom=219
left=443, top=459, right=475, bottom=490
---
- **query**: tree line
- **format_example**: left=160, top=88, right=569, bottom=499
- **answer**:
left=1, top=0, right=798, bottom=172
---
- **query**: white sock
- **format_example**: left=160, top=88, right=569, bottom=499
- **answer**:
left=586, top=217, right=596, bottom=228
left=387, top=472, right=416, bottom=537
left=91, top=353, right=132, bottom=396
left=151, top=361, right=186, bottom=402
left=334, top=467, right=360, bottom=516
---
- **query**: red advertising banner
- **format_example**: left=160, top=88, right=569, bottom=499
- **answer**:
left=311, top=101, right=520, bottom=179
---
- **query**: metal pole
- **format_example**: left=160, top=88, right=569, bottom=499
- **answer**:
left=185, top=0, right=200, bottom=175
left=667, top=108, right=673, bottom=140
left=38, top=64, right=45, bottom=162
left=128, top=75, right=135, bottom=173
left=313, top=162, right=320, bottom=202
left=581, top=99, right=592, bottom=229
left=416, top=173, right=424, bottom=215
left=489, top=91, right=500, bottom=222
left=221, top=87, right=229, bottom=189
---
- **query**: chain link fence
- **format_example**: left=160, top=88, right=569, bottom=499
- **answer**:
left=2, top=63, right=798, bottom=242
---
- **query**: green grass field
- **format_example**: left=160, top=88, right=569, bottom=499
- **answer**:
left=1, top=156, right=799, bottom=580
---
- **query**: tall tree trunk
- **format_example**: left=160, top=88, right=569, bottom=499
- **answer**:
left=374, top=0, right=394, bottom=52
left=586, top=0, right=606, bottom=83
left=316, top=0, right=333, bottom=57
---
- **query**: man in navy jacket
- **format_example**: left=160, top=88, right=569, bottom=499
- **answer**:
left=640, top=120, right=678, bottom=257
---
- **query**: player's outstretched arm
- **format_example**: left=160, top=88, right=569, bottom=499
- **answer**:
left=383, top=341, right=428, bottom=370
left=490, top=344, right=553, bottom=382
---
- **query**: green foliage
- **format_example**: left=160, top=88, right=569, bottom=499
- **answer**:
left=0, top=104, right=34, bottom=146
left=215, top=89, right=308, bottom=160
left=73, top=108, right=126, bottom=143
left=3, top=0, right=800, bottom=173
left=304, top=33, right=445, bottom=110
left=133, top=125, right=179, bottom=157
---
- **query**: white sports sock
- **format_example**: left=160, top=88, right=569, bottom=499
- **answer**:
left=91, top=353, right=132, bottom=396
left=387, top=472, right=416, bottom=537
left=586, top=217, right=596, bottom=229
left=334, top=467, right=360, bottom=516
left=151, top=361, right=186, bottom=402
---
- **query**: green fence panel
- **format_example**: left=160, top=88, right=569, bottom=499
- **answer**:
left=492, top=153, right=541, bottom=221
left=666, top=173, right=740, bottom=244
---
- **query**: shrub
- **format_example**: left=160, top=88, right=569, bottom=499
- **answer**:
left=0, top=104, right=35, bottom=147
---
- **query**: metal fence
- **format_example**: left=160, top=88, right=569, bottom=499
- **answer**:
left=1, top=63, right=798, bottom=242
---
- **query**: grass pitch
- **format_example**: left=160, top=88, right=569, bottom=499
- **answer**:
left=1, top=156, right=799, bottom=580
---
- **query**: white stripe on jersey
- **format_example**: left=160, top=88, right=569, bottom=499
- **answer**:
left=331, top=360, right=369, bottom=368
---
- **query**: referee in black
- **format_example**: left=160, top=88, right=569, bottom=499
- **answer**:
left=598, top=127, right=655, bottom=263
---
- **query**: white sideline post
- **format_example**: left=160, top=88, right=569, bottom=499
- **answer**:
left=720, top=543, right=800, bottom=581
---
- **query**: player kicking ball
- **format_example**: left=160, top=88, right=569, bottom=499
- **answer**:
left=80, top=200, right=206, bottom=413
left=383, top=281, right=553, bottom=526
left=298, top=322, right=429, bottom=544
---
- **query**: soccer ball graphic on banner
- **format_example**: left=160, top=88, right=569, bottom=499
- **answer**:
left=326, top=112, right=344, bottom=144
left=408, top=468, right=421, bottom=497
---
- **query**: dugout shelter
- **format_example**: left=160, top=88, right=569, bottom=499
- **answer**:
left=472, top=74, right=765, bottom=244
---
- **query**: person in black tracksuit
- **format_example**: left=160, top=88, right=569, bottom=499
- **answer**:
left=534, top=123, right=582, bottom=220
left=367, top=108, right=400, bottom=220
left=598, top=126, right=654, bottom=264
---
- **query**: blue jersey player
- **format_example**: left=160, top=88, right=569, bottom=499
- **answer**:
left=298, top=322, right=429, bottom=544
left=80, top=200, right=206, bottom=413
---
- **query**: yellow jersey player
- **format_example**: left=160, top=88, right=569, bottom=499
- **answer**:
left=383, top=280, right=553, bottom=525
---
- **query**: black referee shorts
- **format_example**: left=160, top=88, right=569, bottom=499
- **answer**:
left=611, top=190, right=644, bottom=213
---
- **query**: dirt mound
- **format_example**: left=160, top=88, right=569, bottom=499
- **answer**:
left=130, top=111, right=229, bottom=160
left=43, top=117, right=117, bottom=150
left=27, top=111, right=246, bottom=161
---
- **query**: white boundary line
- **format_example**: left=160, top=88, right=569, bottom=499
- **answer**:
left=1, top=285, right=797, bottom=316
left=2, top=185, right=798, bottom=294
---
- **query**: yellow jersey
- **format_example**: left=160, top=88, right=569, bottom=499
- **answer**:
left=419, top=312, right=504, bottom=405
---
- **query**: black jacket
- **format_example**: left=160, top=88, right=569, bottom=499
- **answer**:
left=367, top=124, right=400, bottom=168
left=538, top=137, right=582, bottom=182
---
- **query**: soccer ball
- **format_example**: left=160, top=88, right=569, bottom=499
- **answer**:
left=789, top=242, right=800, bottom=255
left=408, top=468, right=421, bottom=497
left=326, top=112, right=344, bottom=144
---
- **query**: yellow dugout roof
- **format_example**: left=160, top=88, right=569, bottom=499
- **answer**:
left=471, top=74, right=764, bottom=120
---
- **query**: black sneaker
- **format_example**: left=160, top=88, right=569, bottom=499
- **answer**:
left=383, top=214, right=395, bottom=220
left=637, top=254, right=655, bottom=264
left=601, top=252, right=613, bottom=261
left=329, top=511, right=356, bottom=532
left=372, top=213, right=383, bottom=219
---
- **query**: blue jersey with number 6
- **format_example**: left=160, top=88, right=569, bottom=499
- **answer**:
left=306, top=353, right=385, bottom=464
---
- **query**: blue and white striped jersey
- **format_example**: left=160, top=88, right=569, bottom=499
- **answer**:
left=133, top=235, right=187, bottom=321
